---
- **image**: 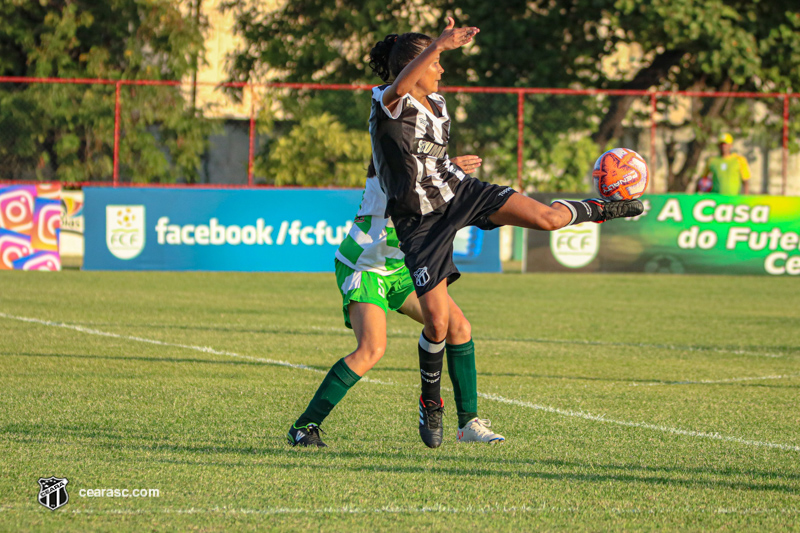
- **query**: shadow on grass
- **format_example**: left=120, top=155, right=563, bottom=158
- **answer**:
left=3, top=422, right=798, bottom=495
left=148, top=442, right=800, bottom=495
left=0, top=352, right=330, bottom=371
left=6, top=352, right=797, bottom=389
left=32, top=322, right=800, bottom=356
left=374, top=366, right=667, bottom=384
left=720, top=382, right=800, bottom=389
left=2, top=352, right=678, bottom=386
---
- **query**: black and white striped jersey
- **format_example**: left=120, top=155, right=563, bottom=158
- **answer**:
left=369, top=85, right=467, bottom=218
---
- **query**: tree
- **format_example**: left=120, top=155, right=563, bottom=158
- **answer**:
left=260, top=112, right=371, bottom=186
left=0, top=0, right=209, bottom=183
left=225, top=0, right=800, bottom=191
left=587, top=1, right=800, bottom=191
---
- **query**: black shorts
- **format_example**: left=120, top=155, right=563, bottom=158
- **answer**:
left=394, top=177, right=516, bottom=297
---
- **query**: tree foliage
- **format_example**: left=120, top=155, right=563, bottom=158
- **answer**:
left=225, top=0, right=800, bottom=191
left=0, top=0, right=208, bottom=183
left=260, top=112, right=371, bottom=187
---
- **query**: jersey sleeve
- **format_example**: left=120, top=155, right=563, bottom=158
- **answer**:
left=736, top=154, right=751, bottom=181
left=372, top=85, right=405, bottom=120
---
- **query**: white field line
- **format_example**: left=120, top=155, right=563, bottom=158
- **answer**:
left=2, top=312, right=798, bottom=453
left=61, top=321, right=792, bottom=359
left=0, top=313, right=395, bottom=386
left=3, top=504, right=799, bottom=516
left=307, top=325, right=791, bottom=359
left=631, top=373, right=800, bottom=387
left=478, top=392, right=800, bottom=452
left=4, top=505, right=800, bottom=516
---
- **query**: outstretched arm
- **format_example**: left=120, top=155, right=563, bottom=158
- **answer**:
left=382, top=17, right=479, bottom=112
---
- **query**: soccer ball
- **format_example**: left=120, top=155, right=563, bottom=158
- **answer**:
left=592, top=148, right=649, bottom=201
left=697, top=175, right=713, bottom=193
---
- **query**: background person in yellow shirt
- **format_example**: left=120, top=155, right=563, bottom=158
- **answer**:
left=697, top=132, right=751, bottom=194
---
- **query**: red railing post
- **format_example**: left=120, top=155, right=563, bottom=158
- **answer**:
left=248, top=84, right=256, bottom=187
left=517, top=91, right=524, bottom=191
left=0, top=77, right=796, bottom=191
left=113, top=80, right=122, bottom=186
left=782, top=94, right=789, bottom=196
left=650, top=91, right=657, bottom=184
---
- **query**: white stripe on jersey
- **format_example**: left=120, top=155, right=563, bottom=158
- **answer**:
left=357, top=176, right=388, bottom=217
left=334, top=178, right=405, bottom=275
left=340, top=270, right=362, bottom=294
left=341, top=218, right=404, bottom=269
left=379, top=89, right=405, bottom=120
left=370, top=86, right=466, bottom=217
left=413, top=107, right=434, bottom=215
left=432, top=174, right=455, bottom=204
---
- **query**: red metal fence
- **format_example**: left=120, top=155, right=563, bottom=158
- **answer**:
left=1, top=76, right=798, bottom=194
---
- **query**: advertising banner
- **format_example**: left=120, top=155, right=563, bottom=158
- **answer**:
left=526, top=193, right=800, bottom=276
left=83, top=188, right=501, bottom=273
left=0, top=184, right=62, bottom=271
left=60, top=190, right=84, bottom=267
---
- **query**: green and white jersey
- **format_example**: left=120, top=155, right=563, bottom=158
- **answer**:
left=335, top=177, right=406, bottom=275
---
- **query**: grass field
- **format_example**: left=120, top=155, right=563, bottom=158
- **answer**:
left=1, top=271, right=799, bottom=531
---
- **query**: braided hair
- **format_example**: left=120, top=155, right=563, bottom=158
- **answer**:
left=368, top=32, right=433, bottom=82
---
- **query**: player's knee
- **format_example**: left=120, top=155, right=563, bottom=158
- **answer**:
left=425, top=316, right=449, bottom=343
left=353, top=343, right=386, bottom=365
left=448, top=316, right=471, bottom=343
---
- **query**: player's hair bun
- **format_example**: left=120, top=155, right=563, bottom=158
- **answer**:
left=369, top=33, right=433, bottom=83
left=369, top=34, right=398, bottom=82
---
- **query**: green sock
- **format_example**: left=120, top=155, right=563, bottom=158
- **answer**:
left=294, top=358, right=361, bottom=428
left=446, top=339, right=478, bottom=428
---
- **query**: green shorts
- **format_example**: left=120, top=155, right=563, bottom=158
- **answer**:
left=334, top=259, right=415, bottom=329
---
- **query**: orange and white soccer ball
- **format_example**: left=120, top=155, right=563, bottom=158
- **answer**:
left=592, top=148, right=649, bottom=201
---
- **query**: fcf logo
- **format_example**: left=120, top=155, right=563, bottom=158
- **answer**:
left=550, top=222, right=600, bottom=269
left=106, top=205, right=145, bottom=260
left=38, top=477, right=69, bottom=511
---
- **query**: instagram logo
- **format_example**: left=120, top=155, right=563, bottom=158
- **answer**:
left=13, top=251, right=60, bottom=271
left=36, top=183, right=62, bottom=199
left=32, top=199, right=62, bottom=251
left=0, top=186, right=36, bottom=235
left=0, top=229, right=33, bottom=270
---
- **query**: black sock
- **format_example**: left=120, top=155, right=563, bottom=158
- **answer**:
left=551, top=199, right=604, bottom=225
left=418, top=331, right=445, bottom=404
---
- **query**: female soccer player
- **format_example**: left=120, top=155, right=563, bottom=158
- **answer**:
left=368, top=18, right=643, bottom=448
left=287, top=158, right=505, bottom=448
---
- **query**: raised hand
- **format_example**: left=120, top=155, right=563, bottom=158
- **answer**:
left=450, top=155, right=482, bottom=174
left=434, top=16, right=479, bottom=51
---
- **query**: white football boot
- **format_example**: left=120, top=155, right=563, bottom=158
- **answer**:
left=457, top=418, right=505, bottom=444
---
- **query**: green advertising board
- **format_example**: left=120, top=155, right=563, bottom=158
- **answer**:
left=525, top=194, right=800, bottom=276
